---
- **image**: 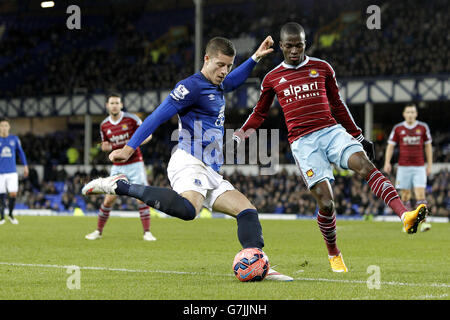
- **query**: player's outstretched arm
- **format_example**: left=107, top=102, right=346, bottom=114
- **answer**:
left=23, top=165, right=29, bottom=178
left=383, top=143, right=395, bottom=174
left=110, top=98, right=179, bottom=163
left=101, top=141, right=112, bottom=152
left=140, top=134, right=153, bottom=146
left=16, top=137, right=27, bottom=164
left=425, top=142, right=432, bottom=175
left=253, top=36, right=275, bottom=61
left=109, top=145, right=135, bottom=163
left=223, top=36, right=274, bottom=92
left=233, top=73, right=276, bottom=145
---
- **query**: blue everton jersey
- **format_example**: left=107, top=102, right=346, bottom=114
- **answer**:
left=126, top=56, right=257, bottom=172
left=0, top=135, right=27, bottom=174
left=170, top=72, right=226, bottom=171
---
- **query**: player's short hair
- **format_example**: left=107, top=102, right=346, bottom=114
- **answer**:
left=280, top=22, right=305, bottom=40
left=205, top=37, right=236, bottom=58
left=404, top=104, right=417, bottom=111
left=106, top=92, right=122, bottom=104
left=0, top=117, right=9, bottom=123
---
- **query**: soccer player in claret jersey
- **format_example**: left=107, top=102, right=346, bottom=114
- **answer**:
left=233, top=22, right=428, bottom=273
left=84, top=93, right=156, bottom=241
left=0, top=117, right=28, bottom=225
left=82, top=36, right=293, bottom=281
left=384, top=104, right=433, bottom=232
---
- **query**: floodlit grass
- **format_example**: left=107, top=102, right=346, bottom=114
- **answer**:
left=0, top=216, right=448, bottom=300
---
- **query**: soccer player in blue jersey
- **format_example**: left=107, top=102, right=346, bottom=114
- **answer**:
left=83, top=36, right=293, bottom=281
left=0, top=117, right=29, bottom=225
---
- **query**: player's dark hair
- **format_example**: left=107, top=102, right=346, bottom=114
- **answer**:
left=205, top=37, right=236, bottom=57
left=280, top=22, right=305, bottom=40
left=106, top=92, right=121, bottom=103
left=0, top=117, right=9, bottom=123
left=404, top=103, right=417, bottom=111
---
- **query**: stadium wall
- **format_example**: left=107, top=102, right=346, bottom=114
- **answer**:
left=1, top=76, right=449, bottom=117
left=12, top=209, right=449, bottom=223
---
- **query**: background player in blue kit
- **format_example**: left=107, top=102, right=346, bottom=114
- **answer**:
left=0, top=117, right=28, bottom=225
left=83, top=36, right=293, bottom=281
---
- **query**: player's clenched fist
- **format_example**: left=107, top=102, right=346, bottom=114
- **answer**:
left=254, top=36, right=274, bottom=60
left=109, top=146, right=135, bottom=163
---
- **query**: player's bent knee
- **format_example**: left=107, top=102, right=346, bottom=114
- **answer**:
left=348, top=152, right=375, bottom=178
left=320, top=199, right=335, bottom=214
left=167, top=195, right=196, bottom=221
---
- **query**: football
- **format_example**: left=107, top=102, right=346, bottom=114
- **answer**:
left=232, top=248, right=269, bottom=282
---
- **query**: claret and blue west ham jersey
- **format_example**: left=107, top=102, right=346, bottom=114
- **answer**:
left=127, top=56, right=258, bottom=171
left=100, top=111, right=144, bottom=166
left=240, top=56, right=363, bottom=144
left=387, top=121, right=432, bottom=166
left=0, top=135, right=27, bottom=174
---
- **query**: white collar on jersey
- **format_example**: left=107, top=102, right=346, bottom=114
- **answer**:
left=281, top=55, right=310, bottom=69
left=109, top=111, right=124, bottom=125
left=402, top=120, right=418, bottom=129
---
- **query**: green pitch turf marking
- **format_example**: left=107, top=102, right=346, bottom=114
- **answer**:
left=1, top=261, right=448, bottom=288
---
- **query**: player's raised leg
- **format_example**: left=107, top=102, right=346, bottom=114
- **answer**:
left=347, top=152, right=428, bottom=234
left=212, top=189, right=293, bottom=281
left=310, top=180, right=348, bottom=273
left=82, top=174, right=199, bottom=221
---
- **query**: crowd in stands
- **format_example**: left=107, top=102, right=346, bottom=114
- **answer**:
left=0, top=0, right=448, bottom=98
left=3, top=0, right=448, bottom=217
left=19, top=131, right=84, bottom=165
left=17, top=124, right=450, bottom=168
left=312, top=0, right=449, bottom=78
left=11, top=105, right=448, bottom=217
left=16, top=163, right=450, bottom=217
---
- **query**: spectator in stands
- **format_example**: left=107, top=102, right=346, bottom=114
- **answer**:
left=1, top=0, right=447, bottom=98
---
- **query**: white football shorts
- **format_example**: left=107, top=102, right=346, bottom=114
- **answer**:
left=0, top=172, right=19, bottom=193
left=110, top=161, right=148, bottom=185
left=167, top=148, right=235, bottom=211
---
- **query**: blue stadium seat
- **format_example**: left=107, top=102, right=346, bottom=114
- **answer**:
left=351, top=204, right=360, bottom=215
left=74, top=195, right=87, bottom=212
left=53, top=182, right=65, bottom=193
left=14, top=203, right=29, bottom=209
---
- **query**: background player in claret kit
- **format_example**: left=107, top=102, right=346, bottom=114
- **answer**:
left=82, top=36, right=293, bottom=281
left=384, top=104, right=433, bottom=232
left=0, top=117, right=28, bottom=225
left=233, top=22, right=428, bottom=273
left=84, top=93, right=156, bottom=241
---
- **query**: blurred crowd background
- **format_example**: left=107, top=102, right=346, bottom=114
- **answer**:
left=1, top=0, right=448, bottom=217
left=17, top=163, right=450, bottom=217
left=1, top=0, right=448, bottom=98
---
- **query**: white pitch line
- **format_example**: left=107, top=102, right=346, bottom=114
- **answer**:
left=0, top=262, right=232, bottom=277
left=1, top=262, right=449, bottom=288
left=294, top=277, right=450, bottom=288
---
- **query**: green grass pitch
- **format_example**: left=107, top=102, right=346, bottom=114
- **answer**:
left=0, top=215, right=448, bottom=300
